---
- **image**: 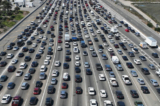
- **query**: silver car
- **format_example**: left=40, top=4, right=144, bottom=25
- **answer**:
left=109, top=72, right=115, bottom=78
left=89, top=46, right=94, bottom=51
left=148, top=64, right=155, bottom=70
left=128, top=43, right=134, bottom=48
left=51, top=78, right=57, bottom=85
left=117, top=50, right=123, bottom=55
left=150, top=79, right=159, bottom=87
left=24, top=73, right=31, bottom=80
left=39, top=72, right=46, bottom=80
left=137, top=78, right=145, bottom=85
left=84, top=62, right=90, bottom=68
left=21, top=82, right=29, bottom=90
left=116, top=64, right=123, bottom=71
left=130, top=70, right=138, bottom=77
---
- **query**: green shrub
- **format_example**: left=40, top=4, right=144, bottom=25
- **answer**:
left=155, top=27, right=160, bottom=32
left=2, top=21, right=16, bottom=27
left=147, top=22, right=153, bottom=28
left=15, top=14, right=23, bottom=20
left=11, top=15, right=15, bottom=19
left=0, top=16, right=3, bottom=20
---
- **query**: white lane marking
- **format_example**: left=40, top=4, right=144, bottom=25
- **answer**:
left=23, top=99, right=27, bottom=106
left=33, top=79, right=35, bottom=84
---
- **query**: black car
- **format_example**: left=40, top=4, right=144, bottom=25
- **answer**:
left=36, top=81, right=42, bottom=87
left=66, top=50, right=71, bottom=55
left=0, top=84, right=3, bottom=90
left=122, top=56, right=128, bottom=61
left=7, top=82, right=15, bottom=89
left=65, top=56, right=71, bottom=61
left=30, top=97, right=38, bottom=105
left=152, top=53, right=158, bottom=58
left=117, top=101, right=125, bottom=106
left=122, top=46, right=127, bottom=50
left=126, top=62, right=134, bottom=68
left=128, top=52, right=134, bottom=57
left=35, top=54, right=41, bottom=59
left=86, top=68, right=92, bottom=75
left=96, top=63, right=102, bottom=70
left=29, top=48, right=35, bottom=53
left=45, top=97, right=52, bottom=106
left=130, top=90, right=139, bottom=98
left=24, top=56, right=31, bottom=62
left=8, top=66, right=16, bottom=72
left=0, top=51, right=6, bottom=56
left=0, top=75, right=7, bottom=82
left=63, top=63, right=69, bottom=69
left=75, top=75, right=82, bottom=82
left=29, top=68, right=35, bottom=74
left=75, top=67, right=81, bottom=73
left=76, top=87, right=82, bottom=94
left=22, top=47, right=28, bottom=52
left=27, top=40, right=32, bottom=45
left=99, top=45, right=103, bottom=49
left=141, top=86, right=150, bottom=93
left=116, top=91, right=124, bottom=99
left=47, top=51, right=52, bottom=55
left=119, top=42, right=124, bottom=46
left=139, top=56, right=146, bottom=61
left=156, top=88, right=160, bottom=94
left=31, top=61, right=38, bottom=67
left=37, top=39, right=41, bottom=43
left=0, top=61, right=7, bottom=67
left=141, top=68, right=150, bottom=75
left=48, top=85, right=54, bottom=94
left=18, top=53, right=24, bottom=57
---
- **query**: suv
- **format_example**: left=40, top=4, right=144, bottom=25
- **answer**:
left=60, top=91, right=67, bottom=99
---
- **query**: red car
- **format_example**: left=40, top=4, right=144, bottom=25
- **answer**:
left=43, top=22, right=46, bottom=24
left=55, top=12, right=58, bottom=14
left=12, top=96, right=21, bottom=106
left=109, top=21, right=112, bottom=24
left=62, top=83, right=68, bottom=89
left=114, top=44, right=119, bottom=48
left=76, top=87, right=82, bottom=94
left=58, top=36, right=62, bottom=39
left=65, top=25, right=68, bottom=28
left=45, top=20, right=49, bottom=22
left=50, top=25, right=53, bottom=28
left=33, top=87, right=40, bottom=95
left=125, top=29, right=129, bottom=32
left=58, top=39, right=62, bottom=43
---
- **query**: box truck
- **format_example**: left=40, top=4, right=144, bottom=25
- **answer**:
left=145, top=37, right=157, bottom=47
left=65, top=34, right=70, bottom=42
left=112, top=56, right=119, bottom=64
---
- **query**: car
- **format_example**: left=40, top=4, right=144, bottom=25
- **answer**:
left=1, top=94, right=11, bottom=103
left=7, top=82, right=15, bottom=89
left=83, top=51, right=88, bottom=56
left=22, top=47, right=28, bottom=52
left=139, top=56, right=146, bottom=61
left=117, top=50, right=123, bottom=55
left=156, top=88, right=160, bottom=94
left=101, top=54, right=108, bottom=60
left=31, top=61, right=38, bottom=67
left=52, top=69, right=58, bottom=77
left=108, top=47, right=113, bottom=52
left=61, top=83, right=68, bottom=89
left=141, top=86, right=150, bottom=93
left=24, top=73, right=31, bottom=80
left=141, top=68, right=150, bottom=75
left=130, top=90, right=139, bottom=98
left=75, top=55, right=80, bottom=61
left=76, top=87, right=82, bottom=94
left=75, top=75, right=82, bottom=82
left=92, top=51, right=97, bottom=57
left=122, top=56, right=128, bottom=61
left=90, top=99, right=97, bottom=106
left=128, top=52, right=135, bottom=57
left=0, top=61, right=7, bottom=67
left=117, top=101, right=125, bottom=106
left=60, top=91, right=67, bottom=99
left=7, top=53, right=14, bottom=59
left=35, top=81, right=42, bottom=88
left=24, top=56, right=31, bottom=62
left=16, top=70, right=23, bottom=76
left=152, top=53, right=158, bottom=58
left=13, top=46, right=19, bottom=51
left=51, top=78, right=57, bottom=85
left=148, top=64, right=155, bottom=70
left=130, top=70, right=138, bottom=77
left=100, top=89, right=107, bottom=97
left=12, top=96, right=21, bottom=106
left=20, top=62, right=27, bottom=69
left=55, top=61, right=60, bottom=66
left=109, top=72, right=115, bottom=78
left=0, top=75, right=7, bottom=82
left=38, top=49, right=43, bottom=54
left=105, top=64, right=112, bottom=71
left=128, top=43, right=134, bottom=48
left=98, top=49, right=103, bottom=53
left=75, top=61, right=81, bottom=67
left=8, top=66, right=16, bottom=72
left=57, top=46, right=62, bottom=51
left=104, top=100, right=113, bottom=106
left=116, top=64, right=123, bottom=71
left=29, top=97, right=37, bottom=105
left=132, top=48, right=139, bottom=53
left=126, top=62, right=134, bottom=68
left=29, top=68, right=35, bottom=74
left=44, top=60, right=50, bottom=65
left=134, top=101, right=143, bottom=106
left=133, top=59, right=141, bottom=65
left=137, top=78, right=145, bottom=85
left=73, top=42, right=78, bottom=46
left=33, top=87, right=40, bottom=95
left=116, top=91, right=124, bottom=99
left=66, top=50, right=71, bottom=55
left=0, top=51, right=6, bottom=56
left=11, top=59, right=18, bottom=64
left=39, top=72, right=45, bottom=80
left=110, top=78, right=118, bottom=87
left=150, top=79, right=159, bottom=87
left=46, top=55, right=51, bottom=60
left=84, top=62, right=90, bottom=68
left=63, top=72, right=69, bottom=81
left=122, top=75, right=132, bottom=85
left=88, top=87, right=95, bottom=95
left=63, top=63, right=69, bottom=69
left=48, top=85, right=54, bottom=94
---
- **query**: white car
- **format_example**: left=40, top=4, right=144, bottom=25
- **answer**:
left=108, top=35, right=112, bottom=39
left=55, top=61, right=60, bottom=66
left=121, top=39, right=127, bottom=43
left=43, top=36, right=47, bottom=40
left=32, top=43, right=37, bottom=48
left=52, top=69, right=58, bottom=77
left=88, top=87, right=95, bottom=95
left=96, top=30, right=101, bottom=34
left=108, top=48, right=113, bottom=52
left=84, top=62, right=90, bottom=68
left=99, top=74, right=105, bottom=81
left=38, top=20, right=41, bottom=23
left=63, top=72, right=69, bottom=80
left=13, top=47, right=19, bottom=51
left=75, top=55, right=80, bottom=61
left=11, top=59, right=18, bottom=64
left=49, top=42, right=53, bottom=46
left=85, top=35, right=90, bottom=38
left=57, top=46, right=62, bottom=51
left=87, top=22, right=92, bottom=27
left=100, top=90, right=107, bottom=97
left=1, top=94, right=11, bottom=104
left=34, top=32, right=39, bottom=36
left=91, top=33, right=96, bottom=37
left=7, top=53, right=14, bottom=59
left=16, top=70, right=23, bottom=76
left=73, top=47, right=79, bottom=53
left=39, top=35, right=43, bottom=39
left=90, top=99, right=97, bottom=106
left=44, top=60, right=50, bottom=65
left=134, top=59, right=141, bottom=65
left=110, top=78, right=118, bottom=87
left=104, top=100, right=113, bottom=106
left=89, top=46, right=94, bottom=51
left=43, top=24, right=47, bottom=27
left=132, top=48, right=139, bottom=53
left=98, top=49, right=103, bottom=53
left=40, top=46, right=45, bottom=50
left=122, top=75, right=132, bottom=85
left=46, top=55, right=51, bottom=60
left=73, top=42, right=78, bottom=46
left=40, top=65, right=47, bottom=72
left=19, top=62, right=27, bottom=69
left=75, top=61, right=81, bottom=66
left=103, top=43, right=109, bottom=47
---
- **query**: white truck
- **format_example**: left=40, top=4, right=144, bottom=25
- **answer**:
left=145, top=37, right=157, bottom=47
left=155, top=69, right=160, bottom=77
left=112, top=56, right=119, bottom=64
left=110, top=26, right=118, bottom=33
left=139, top=42, right=148, bottom=49
left=65, top=34, right=70, bottom=42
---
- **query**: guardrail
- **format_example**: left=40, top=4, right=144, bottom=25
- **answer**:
left=0, top=0, right=47, bottom=41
